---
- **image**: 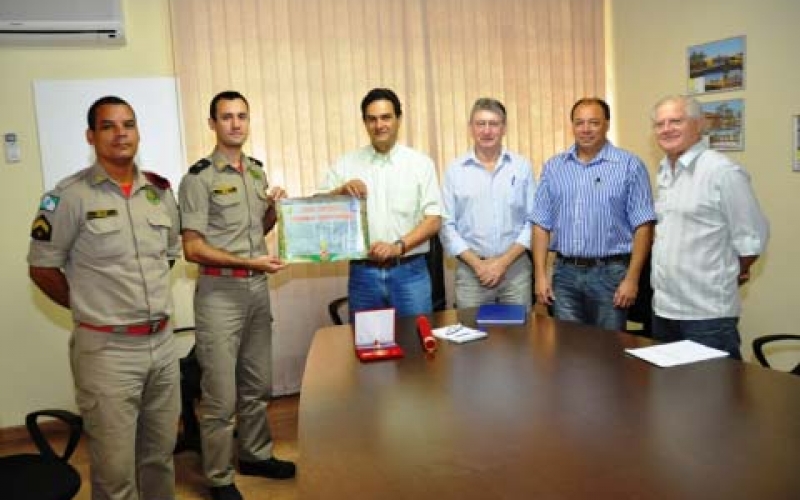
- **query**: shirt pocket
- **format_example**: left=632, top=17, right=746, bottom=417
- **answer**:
left=138, top=210, right=173, bottom=258
left=210, top=187, right=244, bottom=227
left=80, top=216, right=127, bottom=259
left=654, top=188, right=674, bottom=223
left=254, top=185, right=270, bottom=221
left=510, top=179, right=530, bottom=219
left=390, top=184, right=419, bottom=230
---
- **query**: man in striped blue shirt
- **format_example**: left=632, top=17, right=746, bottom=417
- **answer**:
left=531, top=98, right=656, bottom=331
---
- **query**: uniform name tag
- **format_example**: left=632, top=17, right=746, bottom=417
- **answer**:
left=213, top=186, right=238, bottom=195
left=87, top=209, right=119, bottom=220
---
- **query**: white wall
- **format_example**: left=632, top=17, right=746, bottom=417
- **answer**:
left=608, top=0, right=800, bottom=360
left=0, top=0, right=176, bottom=426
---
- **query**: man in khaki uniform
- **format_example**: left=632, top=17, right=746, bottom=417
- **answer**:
left=178, top=91, right=295, bottom=500
left=28, top=96, right=181, bottom=500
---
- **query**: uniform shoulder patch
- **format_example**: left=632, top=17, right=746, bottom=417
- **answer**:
left=31, top=214, right=52, bottom=241
left=143, top=171, right=171, bottom=190
left=248, top=156, right=263, bottom=167
left=189, top=158, right=212, bottom=175
left=39, top=193, right=61, bottom=212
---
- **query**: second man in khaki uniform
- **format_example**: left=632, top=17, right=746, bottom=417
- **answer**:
left=178, top=91, right=295, bottom=500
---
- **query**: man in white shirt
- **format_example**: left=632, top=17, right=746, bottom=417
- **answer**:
left=321, top=88, right=442, bottom=317
left=440, top=97, right=535, bottom=307
left=651, top=95, right=769, bottom=359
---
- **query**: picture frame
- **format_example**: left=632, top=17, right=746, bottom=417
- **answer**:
left=793, top=115, right=800, bottom=172
left=700, top=98, right=744, bottom=151
left=276, top=195, right=370, bottom=263
left=687, top=35, right=745, bottom=95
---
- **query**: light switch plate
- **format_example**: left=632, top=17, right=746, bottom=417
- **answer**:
left=4, top=133, right=21, bottom=163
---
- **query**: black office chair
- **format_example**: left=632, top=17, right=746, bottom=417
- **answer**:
left=0, top=409, right=83, bottom=500
left=752, top=334, right=800, bottom=376
left=626, top=255, right=653, bottom=337
left=328, top=235, right=447, bottom=325
left=174, top=326, right=202, bottom=455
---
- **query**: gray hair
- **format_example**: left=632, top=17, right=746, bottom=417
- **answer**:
left=651, top=95, right=703, bottom=122
left=470, top=97, right=507, bottom=122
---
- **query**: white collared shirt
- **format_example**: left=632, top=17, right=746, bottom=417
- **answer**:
left=652, top=142, right=769, bottom=319
left=321, top=144, right=441, bottom=255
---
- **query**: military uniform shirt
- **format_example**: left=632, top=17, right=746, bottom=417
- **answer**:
left=179, top=150, right=271, bottom=258
left=27, top=163, right=181, bottom=326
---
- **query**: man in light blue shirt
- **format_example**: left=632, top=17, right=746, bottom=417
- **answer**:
left=440, top=97, right=535, bottom=307
left=532, top=97, right=656, bottom=331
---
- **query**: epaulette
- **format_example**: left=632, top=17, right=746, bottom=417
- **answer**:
left=54, top=167, right=90, bottom=191
left=189, top=158, right=212, bottom=175
left=144, top=171, right=171, bottom=190
left=248, top=156, right=263, bottom=167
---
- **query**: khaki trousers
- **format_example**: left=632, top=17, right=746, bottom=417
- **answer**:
left=455, top=253, right=532, bottom=308
left=70, top=325, right=179, bottom=500
left=194, top=274, right=274, bottom=486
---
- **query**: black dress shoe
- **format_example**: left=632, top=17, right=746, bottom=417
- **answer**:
left=210, top=483, right=243, bottom=500
left=239, top=457, right=296, bottom=479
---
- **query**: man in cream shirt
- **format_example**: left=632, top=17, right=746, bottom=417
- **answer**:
left=321, top=87, right=441, bottom=317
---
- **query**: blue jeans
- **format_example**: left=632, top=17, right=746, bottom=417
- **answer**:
left=552, top=261, right=627, bottom=331
left=652, top=315, right=742, bottom=360
left=348, top=255, right=432, bottom=318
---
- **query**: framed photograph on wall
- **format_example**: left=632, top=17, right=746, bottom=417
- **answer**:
left=687, top=36, right=745, bottom=95
left=793, top=115, right=800, bottom=172
left=700, top=98, right=744, bottom=151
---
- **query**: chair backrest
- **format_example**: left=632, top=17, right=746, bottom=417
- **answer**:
left=427, top=234, right=446, bottom=312
left=0, top=410, right=83, bottom=500
left=752, top=334, right=800, bottom=375
left=626, top=254, right=653, bottom=337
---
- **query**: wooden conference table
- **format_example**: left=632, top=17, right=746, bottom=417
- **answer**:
left=297, top=309, right=800, bottom=499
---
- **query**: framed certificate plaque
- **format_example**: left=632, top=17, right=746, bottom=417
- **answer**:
left=277, top=195, right=369, bottom=263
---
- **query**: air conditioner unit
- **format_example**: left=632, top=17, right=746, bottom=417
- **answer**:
left=0, top=0, right=125, bottom=45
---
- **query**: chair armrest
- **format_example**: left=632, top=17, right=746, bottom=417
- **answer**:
left=328, top=296, right=348, bottom=325
left=25, top=409, right=83, bottom=462
left=752, top=334, right=800, bottom=368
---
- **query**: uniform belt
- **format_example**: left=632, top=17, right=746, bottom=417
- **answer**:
left=351, top=254, right=424, bottom=269
left=200, top=266, right=263, bottom=277
left=556, top=253, right=630, bottom=267
left=78, top=317, right=169, bottom=336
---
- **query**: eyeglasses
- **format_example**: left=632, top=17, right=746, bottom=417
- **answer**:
left=653, top=117, right=687, bottom=131
left=472, top=120, right=504, bottom=129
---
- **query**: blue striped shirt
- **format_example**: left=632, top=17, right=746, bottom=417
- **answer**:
left=531, top=141, right=656, bottom=257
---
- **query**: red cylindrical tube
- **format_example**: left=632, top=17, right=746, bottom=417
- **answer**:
left=416, top=315, right=437, bottom=353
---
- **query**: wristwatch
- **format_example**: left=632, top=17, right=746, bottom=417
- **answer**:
left=393, top=239, right=406, bottom=256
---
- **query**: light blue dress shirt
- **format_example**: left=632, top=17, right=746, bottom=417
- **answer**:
left=440, top=148, right=535, bottom=258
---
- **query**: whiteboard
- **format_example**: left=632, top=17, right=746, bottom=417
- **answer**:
left=33, top=77, right=186, bottom=191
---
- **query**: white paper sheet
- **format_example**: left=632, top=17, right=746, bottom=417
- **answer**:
left=625, top=340, right=729, bottom=367
left=432, top=323, right=488, bottom=344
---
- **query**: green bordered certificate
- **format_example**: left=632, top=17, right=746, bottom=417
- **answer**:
left=277, top=195, right=369, bottom=263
